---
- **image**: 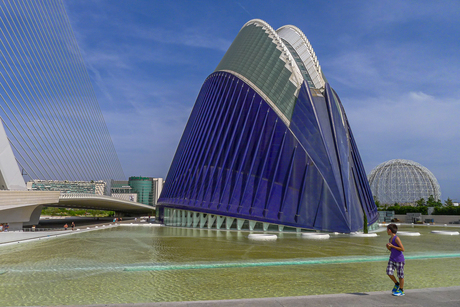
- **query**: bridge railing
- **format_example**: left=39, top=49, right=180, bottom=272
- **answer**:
left=59, top=193, right=108, bottom=199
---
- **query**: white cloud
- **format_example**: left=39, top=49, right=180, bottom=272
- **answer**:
left=345, top=91, right=460, bottom=198
left=122, top=25, right=232, bottom=52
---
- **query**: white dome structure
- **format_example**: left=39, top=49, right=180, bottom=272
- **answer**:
left=368, top=159, right=441, bottom=205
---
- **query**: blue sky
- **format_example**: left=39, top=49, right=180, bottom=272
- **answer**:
left=63, top=0, right=460, bottom=201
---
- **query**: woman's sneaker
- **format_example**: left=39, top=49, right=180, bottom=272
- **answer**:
left=392, top=284, right=400, bottom=294
left=393, top=289, right=405, bottom=296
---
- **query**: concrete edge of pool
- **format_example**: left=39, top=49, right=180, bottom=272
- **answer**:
left=2, top=222, right=460, bottom=247
left=45, top=286, right=460, bottom=307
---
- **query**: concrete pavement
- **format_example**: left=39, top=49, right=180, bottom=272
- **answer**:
left=55, top=286, right=460, bottom=307
left=0, top=221, right=159, bottom=246
left=0, top=223, right=118, bottom=246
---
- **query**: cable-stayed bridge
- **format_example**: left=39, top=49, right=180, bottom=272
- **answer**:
left=0, top=0, right=125, bottom=186
left=0, top=191, right=155, bottom=230
left=0, top=0, right=135, bottom=229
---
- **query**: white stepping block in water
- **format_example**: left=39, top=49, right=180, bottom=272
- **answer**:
left=431, top=230, right=459, bottom=235
left=397, top=231, right=421, bottom=236
left=248, top=234, right=277, bottom=241
left=349, top=233, right=378, bottom=237
left=302, top=233, right=330, bottom=239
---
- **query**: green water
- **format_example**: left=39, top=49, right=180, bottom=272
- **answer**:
left=0, top=225, right=460, bottom=306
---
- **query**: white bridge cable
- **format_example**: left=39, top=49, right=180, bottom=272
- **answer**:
left=0, top=39, right=78, bottom=180
left=26, top=0, right=124, bottom=181
left=36, top=0, right=114, bottom=181
left=51, top=0, right=125, bottom=181
left=54, top=1, right=124, bottom=177
left=1, top=1, right=85, bottom=181
left=0, top=3, right=67, bottom=180
left=15, top=0, right=109, bottom=181
left=44, top=0, right=125, bottom=181
left=14, top=0, right=104, bottom=180
left=0, top=116, right=45, bottom=180
left=54, top=0, right=125, bottom=179
left=1, top=22, right=62, bottom=180
left=1, top=0, right=85, bottom=182
left=0, top=0, right=125, bottom=184
left=40, top=0, right=124, bottom=180
left=0, top=52, right=62, bottom=180
left=0, top=8, right=82, bottom=181
left=0, top=70, right=63, bottom=180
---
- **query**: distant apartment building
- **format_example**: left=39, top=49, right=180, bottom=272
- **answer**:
left=27, top=180, right=106, bottom=195
left=110, top=177, right=163, bottom=207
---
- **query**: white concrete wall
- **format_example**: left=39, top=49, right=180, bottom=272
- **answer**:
left=394, top=214, right=460, bottom=224
left=0, top=191, right=60, bottom=228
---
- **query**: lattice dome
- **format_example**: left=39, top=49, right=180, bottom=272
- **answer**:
left=368, top=159, right=441, bottom=205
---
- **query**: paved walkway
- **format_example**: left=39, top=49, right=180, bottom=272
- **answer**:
left=0, top=230, right=71, bottom=245
left=0, top=221, right=157, bottom=246
left=56, top=286, right=460, bottom=307
left=0, top=223, right=117, bottom=246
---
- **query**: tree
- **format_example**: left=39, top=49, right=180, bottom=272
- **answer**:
left=416, top=198, right=426, bottom=207
left=445, top=198, right=454, bottom=207
left=363, top=213, right=368, bottom=234
left=373, top=196, right=381, bottom=208
left=427, top=195, right=442, bottom=207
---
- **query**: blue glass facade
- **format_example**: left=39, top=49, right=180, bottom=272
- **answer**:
left=158, top=20, right=378, bottom=233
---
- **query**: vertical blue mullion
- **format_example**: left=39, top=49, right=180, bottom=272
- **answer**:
left=295, top=162, right=309, bottom=221
left=170, top=78, right=214, bottom=198
left=220, top=89, right=255, bottom=208
left=232, top=100, right=262, bottom=211
left=351, top=164, right=366, bottom=213
left=241, top=109, right=270, bottom=212
left=192, top=75, right=234, bottom=204
left=325, top=84, right=346, bottom=211
left=167, top=75, right=217, bottom=197
left=178, top=74, right=227, bottom=199
left=278, top=146, right=297, bottom=216
left=191, top=75, right=233, bottom=204
left=183, top=74, right=229, bottom=200
left=263, top=131, right=287, bottom=216
left=211, top=83, right=248, bottom=207
left=312, top=182, right=325, bottom=227
left=202, top=77, right=239, bottom=205
left=161, top=75, right=213, bottom=196
left=173, top=75, right=219, bottom=199
left=354, top=150, right=373, bottom=216
left=349, top=124, right=375, bottom=215
left=211, top=84, right=245, bottom=206
left=250, top=118, right=278, bottom=206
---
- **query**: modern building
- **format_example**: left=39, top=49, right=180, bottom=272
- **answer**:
left=128, top=177, right=163, bottom=207
left=0, top=0, right=125, bottom=194
left=368, top=159, right=441, bottom=205
left=157, top=19, right=378, bottom=233
left=111, top=180, right=138, bottom=202
left=27, top=180, right=106, bottom=195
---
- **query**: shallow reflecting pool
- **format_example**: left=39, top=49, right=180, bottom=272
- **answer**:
left=1, top=225, right=460, bottom=306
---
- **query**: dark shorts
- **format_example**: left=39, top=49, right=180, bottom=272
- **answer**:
left=387, top=260, right=405, bottom=279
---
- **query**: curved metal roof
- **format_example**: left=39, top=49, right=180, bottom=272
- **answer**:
left=215, top=19, right=303, bottom=123
left=215, top=19, right=326, bottom=124
left=276, top=25, right=325, bottom=89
